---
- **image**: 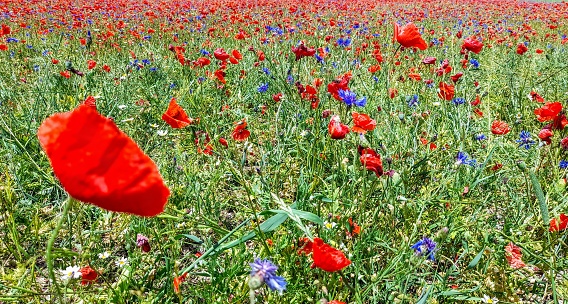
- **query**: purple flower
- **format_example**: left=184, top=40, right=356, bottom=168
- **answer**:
left=249, top=258, right=286, bottom=294
left=411, top=237, right=437, bottom=261
left=136, top=234, right=150, bottom=253
left=338, top=89, right=367, bottom=107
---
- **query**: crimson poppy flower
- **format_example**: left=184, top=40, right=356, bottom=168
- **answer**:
left=273, top=93, right=283, bottom=102
left=550, top=214, right=568, bottom=232
left=538, top=128, right=553, bottom=145
left=528, top=91, right=545, bottom=103
left=162, top=98, right=192, bottom=128
left=60, top=70, right=71, bottom=78
left=359, top=147, right=383, bottom=177
left=213, top=48, right=230, bottom=61
left=450, top=72, right=463, bottom=83
left=232, top=120, right=251, bottom=141
left=534, top=102, right=562, bottom=122
left=82, top=96, right=97, bottom=110
left=311, top=238, right=351, bottom=272
left=327, top=72, right=352, bottom=100
left=394, top=22, right=427, bottom=50
left=462, top=36, right=483, bottom=54
left=232, top=49, right=243, bottom=60
left=173, top=272, right=188, bottom=294
left=438, top=82, right=455, bottom=101
left=87, top=60, right=97, bottom=70
left=219, top=138, right=228, bottom=148
left=516, top=43, right=528, bottom=55
left=422, top=56, right=436, bottom=64
left=352, top=112, right=376, bottom=134
left=328, top=115, right=349, bottom=139
left=102, top=64, right=111, bottom=73
left=491, top=120, right=511, bottom=135
left=193, top=57, right=211, bottom=68
left=38, top=105, right=170, bottom=217
left=79, top=266, right=98, bottom=285
left=291, top=41, right=316, bottom=61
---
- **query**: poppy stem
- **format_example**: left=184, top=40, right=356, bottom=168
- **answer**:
left=338, top=271, right=357, bottom=298
left=46, top=196, right=73, bottom=301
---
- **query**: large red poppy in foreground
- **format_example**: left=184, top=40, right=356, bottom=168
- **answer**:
left=394, top=22, right=427, bottom=50
left=38, top=105, right=170, bottom=217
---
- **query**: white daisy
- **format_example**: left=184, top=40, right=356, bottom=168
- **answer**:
left=59, top=265, right=81, bottom=281
left=98, top=251, right=110, bottom=259
left=482, top=295, right=499, bottom=303
left=115, top=257, right=128, bottom=268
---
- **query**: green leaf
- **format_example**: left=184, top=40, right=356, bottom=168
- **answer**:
left=290, top=209, right=323, bottom=226
left=218, top=212, right=289, bottom=251
left=174, top=234, right=203, bottom=244
left=417, top=285, right=433, bottom=304
left=468, top=247, right=485, bottom=269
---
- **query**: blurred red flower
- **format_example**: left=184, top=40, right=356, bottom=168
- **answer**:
left=491, top=120, right=510, bottom=135
left=394, top=22, right=427, bottom=50
left=80, top=266, right=98, bottom=285
left=213, top=48, right=230, bottom=61
left=462, top=36, right=483, bottom=54
left=550, top=214, right=568, bottom=232
left=352, top=112, right=376, bottom=134
left=505, top=242, right=526, bottom=269
left=291, top=41, right=316, bottom=61
left=87, top=60, right=97, bottom=70
left=311, top=238, right=351, bottom=272
left=162, top=98, right=192, bottom=128
left=327, top=72, right=352, bottom=100
left=37, top=105, right=170, bottom=216
left=232, top=120, right=250, bottom=141
left=438, top=82, right=455, bottom=101
left=534, top=102, right=562, bottom=122
left=359, top=147, right=383, bottom=177
left=516, top=43, right=528, bottom=55
left=328, top=115, right=349, bottom=139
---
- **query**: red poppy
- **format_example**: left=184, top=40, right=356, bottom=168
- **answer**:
left=60, top=70, right=71, bottom=78
left=173, top=272, right=188, bottom=294
left=352, top=112, right=376, bottom=134
left=311, top=238, right=351, bottom=272
left=505, top=242, right=526, bottom=269
left=394, top=22, right=427, bottom=50
left=232, top=49, right=243, bottom=60
left=83, top=96, right=97, bottom=109
left=102, top=64, right=111, bottom=73
left=422, top=56, right=436, bottom=64
left=87, top=60, right=97, bottom=70
left=327, top=72, right=352, bottom=100
left=348, top=217, right=361, bottom=237
left=0, top=44, right=8, bottom=51
left=438, top=82, right=455, bottom=101
left=328, top=301, right=346, bottom=304
left=328, top=115, right=349, bottom=139
left=232, top=120, right=251, bottom=141
left=528, top=91, right=545, bottom=103
left=516, top=43, right=528, bottom=55
left=79, top=266, right=98, bottom=285
left=37, top=105, right=170, bottom=217
left=219, top=138, right=228, bottom=148
left=213, top=48, right=230, bottom=61
left=450, top=72, right=463, bottom=83
left=193, top=57, right=211, bottom=67
left=162, top=98, right=192, bottom=128
left=538, top=128, right=553, bottom=145
left=272, top=93, right=283, bottom=102
left=550, top=214, right=568, bottom=232
left=291, top=41, right=316, bottom=61
left=534, top=102, right=562, bottom=122
left=388, top=88, right=398, bottom=99
left=462, top=36, right=483, bottom=54
left=491, top=120, right=511, bottom=135
left=359, top=147, right=383, bottom=177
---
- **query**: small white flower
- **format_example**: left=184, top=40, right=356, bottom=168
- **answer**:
left=324, top=221, right=336, bottom=229
left=59, top=266, right=81, bottom=281
left=157, top=130, right=168, bottom=136
left=117, top=105, right=127, bottom=110
left=482, top=295, right=499, bottom=303
left=300, top=130, right=309, bottom=137
left=115, top=257, right=128, bottom=268
left=98, top=251, right=110, bottom=259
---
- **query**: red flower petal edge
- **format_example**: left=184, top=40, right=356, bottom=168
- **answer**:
left=38, top=105, right=170, bottom=217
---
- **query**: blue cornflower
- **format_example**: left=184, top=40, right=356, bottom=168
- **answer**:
left=315, top=54, right=324, bottom=64
left=249, top=259, right=287, bottom=294
left=411, top=237, right=437, bottom=261
left=6, top=37, right=19, bottom=43
left=338, top=89, right=366, bottom=107
left=200, top=49, right=210, bottom=56
left=337, top=37, right=351, bottom=47
left=456, top=151, right=477, bottom=166
left=169, top=83, right=176, bottom=89
left=475, top=134, right=487, bottom=141
left=142, top=59, right=151, bottom=65
left=286, top=73, right=294, bottom=84
left=516, top=131, right=535, bottom=149
left=431, top=38, right=440, bottom=46
left=262, top=67, right=270, bottom=75
left=407, top=95, right=419, bottom=107
left=372, top=75, right=379, bottom=83
left=42, top=50, right=50, bottom=56
left=258, top=83, right=269, bottom=93
left=469, top=58, right=479, bottom=68
left=452, top=97, right=466, bottom=105
left=149, top=67, right=158, bottom=72
left=560, top=160, right=568, bottom=169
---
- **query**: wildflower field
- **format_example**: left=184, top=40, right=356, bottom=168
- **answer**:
left=1, top=0, right=568, bottom=302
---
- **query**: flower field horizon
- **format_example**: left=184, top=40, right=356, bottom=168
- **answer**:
left=0, top=0, right=568, bottom=303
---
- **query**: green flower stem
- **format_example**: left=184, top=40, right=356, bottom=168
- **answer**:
left=517, top=161, right=550, bottom=226
left=46, top=196, right=73, bottom=301
left=179, top=218, right=251, bottom=276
